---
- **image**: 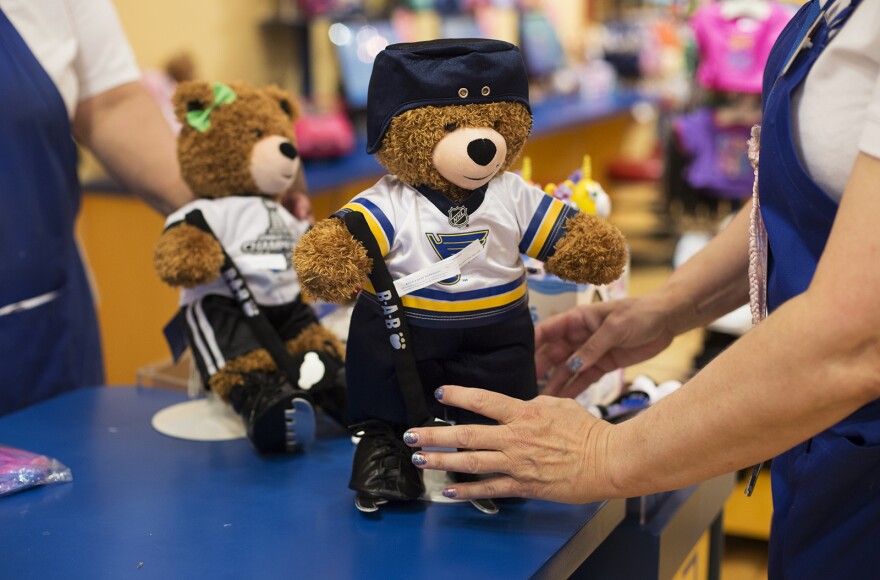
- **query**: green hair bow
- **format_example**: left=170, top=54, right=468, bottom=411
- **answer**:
left=186, top=82, right=237, bottom=132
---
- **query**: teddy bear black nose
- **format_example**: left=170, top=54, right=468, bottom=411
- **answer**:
left=279, top=142, right=298, bottom=160
left=467, top=139, right=497, bottom=166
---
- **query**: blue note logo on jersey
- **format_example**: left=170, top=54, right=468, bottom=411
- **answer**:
left=426, top=230, right=489, bottom=285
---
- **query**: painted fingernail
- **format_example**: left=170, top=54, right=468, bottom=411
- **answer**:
left=434, top=386, right=445, bottom=400
left=411, top=452, right=428, bottom=466
left=442, top=487, right=458, bottom=499
left=567, top=357, right=584, bottom=372
left=403, top=431, right=419, bottom=445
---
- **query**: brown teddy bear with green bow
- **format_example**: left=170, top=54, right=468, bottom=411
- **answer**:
left=155, top=81, right=347, bottom=455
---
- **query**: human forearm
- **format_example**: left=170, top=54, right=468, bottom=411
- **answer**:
left=654, top=204, right=752, bottom=335
left=607, top=290, right=880, bottom=498
left=73, top=82, right=193, bottom=216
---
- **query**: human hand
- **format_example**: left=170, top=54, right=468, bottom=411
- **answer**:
left=535, top=296, right=675, bottom=398
left=280, top=189, right=314, bottom=224
left=403, top=386, right=621, bottom=504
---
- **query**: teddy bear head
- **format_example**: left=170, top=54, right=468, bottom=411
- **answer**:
left=367, top=39, right=533, bottom=201
left=172, top=81, right=301, bottom=199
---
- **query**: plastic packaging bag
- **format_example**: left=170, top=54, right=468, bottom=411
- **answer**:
left=0, top=445, right=72, bottom=497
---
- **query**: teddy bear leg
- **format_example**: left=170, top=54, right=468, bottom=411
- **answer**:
left=210, top=350, right=316, bottom=454
left=283, top=323, right=348, bottom=427
left=347, top=419, right=426, bottom=512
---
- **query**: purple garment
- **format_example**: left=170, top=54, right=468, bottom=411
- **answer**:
left=675, top=108, right=754, bottom=199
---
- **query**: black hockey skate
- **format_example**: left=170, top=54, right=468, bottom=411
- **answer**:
left=349, top=419, right=425, bottom=513
left=290, top=345, right=349, bottom=428
left=229, top=372, right=316, bottom=454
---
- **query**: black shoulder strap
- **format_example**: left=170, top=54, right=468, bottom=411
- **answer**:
left=342, top=212, right=434, bottom=427
left=184, top=209, right=304, bottom=385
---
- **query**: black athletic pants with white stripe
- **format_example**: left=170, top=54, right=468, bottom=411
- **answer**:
left=184, top=294, right=317, bottom=388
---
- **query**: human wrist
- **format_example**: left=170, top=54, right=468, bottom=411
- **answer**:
left=603, top=419, right=648, bottom=499
left=580, top=418, right=634, bottom=500
left=602, top=422, right=631, bottom=498
left=651, top=282, right=701, bottom=337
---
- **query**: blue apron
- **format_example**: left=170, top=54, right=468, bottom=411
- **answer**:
left=0, top=9, right=103, bottom=416
left=759, top=1, right=880, bottom=577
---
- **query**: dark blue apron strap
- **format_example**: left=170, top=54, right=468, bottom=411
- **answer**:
left=828, top=0, right=862, bottom=29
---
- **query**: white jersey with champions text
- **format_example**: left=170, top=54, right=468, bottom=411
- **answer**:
left=165, top=197, right=309, bottom=307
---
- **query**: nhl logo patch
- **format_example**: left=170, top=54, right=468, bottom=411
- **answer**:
left=448, top=206, right=469, bottom=228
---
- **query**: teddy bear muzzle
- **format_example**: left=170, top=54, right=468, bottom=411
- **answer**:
left=250, top=135, right=300, bottom=195
left=432, top=126, right=508, bottom=190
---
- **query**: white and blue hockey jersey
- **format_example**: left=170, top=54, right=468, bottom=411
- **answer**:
left=333, top=172, right=579, bottom=328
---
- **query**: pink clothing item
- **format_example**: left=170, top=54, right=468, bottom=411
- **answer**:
left=691, top=2, right=792, bottom=94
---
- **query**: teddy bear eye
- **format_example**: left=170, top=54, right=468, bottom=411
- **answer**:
left=493, top=120, right=502, bottom=131
left=444, top=122, right=457, bottom=132
left=253, top=129, right=263, bottom=138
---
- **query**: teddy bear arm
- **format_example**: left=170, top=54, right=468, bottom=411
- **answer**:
left=153, top=224, right=225, bottom=288
left=292, top=218, right=372, bottom=303
left=542, top=213, right=628, bottom=286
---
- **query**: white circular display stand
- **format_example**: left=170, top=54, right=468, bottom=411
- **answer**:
left=152, top=394, right=246, bottom=441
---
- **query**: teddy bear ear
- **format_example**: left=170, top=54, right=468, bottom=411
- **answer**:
left=262, top=85, right=300, bottom=122
left=172, top=80, right=214, bottom=126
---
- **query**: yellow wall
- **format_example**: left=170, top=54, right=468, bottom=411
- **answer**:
left=77, top=194, right=181, bottom=385
left=112, top=0, right=302, bottom=92
left=111, top=1, right=588, bottom=100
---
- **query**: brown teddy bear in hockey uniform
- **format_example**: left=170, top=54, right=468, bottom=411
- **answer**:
left=293, top=40, right=627, bottom=512
left=154, top=81, right=346, bottom=455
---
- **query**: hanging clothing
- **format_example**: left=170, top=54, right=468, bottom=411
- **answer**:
left=691, top=0, right=793, bottom=94
left=674, top=108, right=755, bottom=199
left=756, top=0, right=880, bottom=577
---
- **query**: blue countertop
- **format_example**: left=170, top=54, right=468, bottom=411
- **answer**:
left=0, top=387, right=624, bottom=579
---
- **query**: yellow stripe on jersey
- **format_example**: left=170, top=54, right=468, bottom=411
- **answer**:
left=342, top=203, right=390, bottom=256
left=399, top=281, right=528, bottom=313
left=524, top=200, right=564, bottom=259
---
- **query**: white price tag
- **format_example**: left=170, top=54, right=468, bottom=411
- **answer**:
left=393, top=240, right=484, bottom=297
left=236, top=254, right=289, bottom=271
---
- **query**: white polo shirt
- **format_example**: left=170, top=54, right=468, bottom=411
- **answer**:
left=792, top=0, right=880, bottom=201
left=0, top=0, right=140, bottom=119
